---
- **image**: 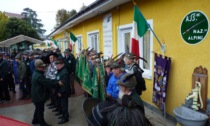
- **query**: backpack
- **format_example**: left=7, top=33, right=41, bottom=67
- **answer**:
left=132, top=64, right=146, bottom=95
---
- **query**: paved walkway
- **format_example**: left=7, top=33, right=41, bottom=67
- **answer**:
left=0, top=82, right=177, bottom=126
left=0, top=95, right=176, bottom=126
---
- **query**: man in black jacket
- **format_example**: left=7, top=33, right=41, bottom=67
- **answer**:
left=64, top=49, right=76, bottom=94
left=55, top=56, right=70, bottom=124
left=31, top=59, right=63, bottom=126
left=0, top=53, right=11, bottom=102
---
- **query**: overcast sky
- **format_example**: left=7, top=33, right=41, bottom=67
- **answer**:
left=0, top=0, right=96, bottom=35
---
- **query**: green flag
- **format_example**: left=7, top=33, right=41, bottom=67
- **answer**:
left=92, top=66, right=99, bottom=98
left=70, top=32, right=77, bottom=42
left=134, top=5, right=149, bottom=37
left=53, top=40, right=58, bottom=47
left=75, top=58, right=81, bottom=84
left=98, top=63, right=106, bottom=101
left=47, top=42, right=50, bottom=47
left=82, top=55, right=93, bottom=95
left=131, top=5, right=149, bottom=59
left=50, top=38, right=58, bottom=47
left=78, top=54, right=85, bottom=81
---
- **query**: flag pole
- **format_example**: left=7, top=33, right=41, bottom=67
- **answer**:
left=79, top=41, right=84, bottom=51
left=146, top=23, right=166, bottom=53
left=131, top=0, right=136, bottom=5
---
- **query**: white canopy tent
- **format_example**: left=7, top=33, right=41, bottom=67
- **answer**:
left=0, top=35, right=45, bottom=47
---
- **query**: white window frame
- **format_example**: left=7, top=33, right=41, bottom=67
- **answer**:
left=139, top=19, right=153, bottom=79
left=118, top=20, right=153, bottom=79
left=87, top=30, right=100, bottom=52
left=64, top=40, right=68, bottom=50
left=76, top=35, right=82, bottom=54
left=117, top=24, right=133, bottom=54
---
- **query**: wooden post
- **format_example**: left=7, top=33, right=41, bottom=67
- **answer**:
left=192, top=66, right=208, bottom=112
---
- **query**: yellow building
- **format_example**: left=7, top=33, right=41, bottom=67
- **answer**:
left=48, top=0, right=210, bottom=122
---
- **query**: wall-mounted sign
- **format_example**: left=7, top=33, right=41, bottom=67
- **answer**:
left=181, top=11, right=209, bottom=44
left=103, top=13, right=112, bottom=57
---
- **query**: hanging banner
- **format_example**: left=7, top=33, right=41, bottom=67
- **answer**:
left=152, top=53, right=171, bottom=110
left=103, top=13, right=112, bottom=57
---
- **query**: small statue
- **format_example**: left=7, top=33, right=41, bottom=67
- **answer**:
left=186, top=81, right=203, bottom=110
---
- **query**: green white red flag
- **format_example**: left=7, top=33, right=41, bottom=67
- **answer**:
left=69, top=32, right=77, bottom=50
left=131, top=5, right=149, bottom=58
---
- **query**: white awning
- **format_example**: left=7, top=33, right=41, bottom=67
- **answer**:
left=0, top=35, right=45, bottom=47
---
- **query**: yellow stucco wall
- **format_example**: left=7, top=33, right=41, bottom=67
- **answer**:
left=53, top=0, right=210, bottom=116
left=136, top=0, right=210, bottom=115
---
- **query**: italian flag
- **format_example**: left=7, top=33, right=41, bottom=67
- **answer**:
left=70, top=32, right=77, bottom=50
left=50, top=38, right=58, bottom=47
left=131, top=5, right=149, bottom=59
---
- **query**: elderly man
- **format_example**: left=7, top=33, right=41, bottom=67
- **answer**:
left=55, top=56, right=70, bottom=124
left=124, top=53, right=146, bottom=95
left=116, top=73, right=145, bottom=113
left=105, top=73, right=149, bottom=126
left=106, top=61, right=126, bottom=100
left=88, top=73, right=148, bottom=126
left=31, top=59, right=63, bottom=126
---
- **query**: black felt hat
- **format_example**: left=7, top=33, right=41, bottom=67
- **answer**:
left=55, top=56, right=64, bottom=64
left=116, top=73, right=137, bottom=88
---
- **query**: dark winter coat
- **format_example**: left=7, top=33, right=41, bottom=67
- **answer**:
left=56, top=66, right=70, bottom=97
left=31, top=69, right=58, bottom=103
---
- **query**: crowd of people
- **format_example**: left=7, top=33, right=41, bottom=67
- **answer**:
left=0, top=47, right=151, bottom=126
left=0, top=48, right=76, bottom=126
left=75, top=48, right=151, bottom=126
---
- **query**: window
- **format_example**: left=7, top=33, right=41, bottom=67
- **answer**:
left=140, top=19, right=153, bottom=79
left=118, top=24, right=132, bottom=54
left=64, top=40, right=68, bottom=50
left=124, top=32, right=131, bottom=53
left=118, top=20, right=153, bottom=79
left=87, top=30, right=99, bottom=52
left=76, top=35, right=82, bottom=54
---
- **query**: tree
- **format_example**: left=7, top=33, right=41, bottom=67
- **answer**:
left=21, top=8, right=46, bottom=36
left=55, top=9, right=77, bottom=29
left=0, top=11, right=9, bottom=41
left=1, top=17, right=40, bottom=41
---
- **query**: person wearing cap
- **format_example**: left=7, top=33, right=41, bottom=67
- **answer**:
left=55, top=56, right=70, bottom=124
left=64, top=48, right=76, bottom=95
left=30, top=51, right=41, bottom=75
left=89, top=73, right=146, bottom=126
left=45, top=52, right=58, bottom=109
left=15, top=54, right=28, bottom=100
left=106, top=61, right=126, bottom=100
left=3, top=53, right=16, bottom=94
left=116, top=73, right=144, bottom=112
left=22, top=51, right=32, bottom=97
left=0, top=53, right=11, bottom=102
left=54, top=48, right=63, bottom=58
left=105, top=73, right=147, bottom=126
left=124, top=52, right=146, bottom=95
left=104, top=59, right=113, bottom=87
left=31, top=59, right=63, bottom=126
